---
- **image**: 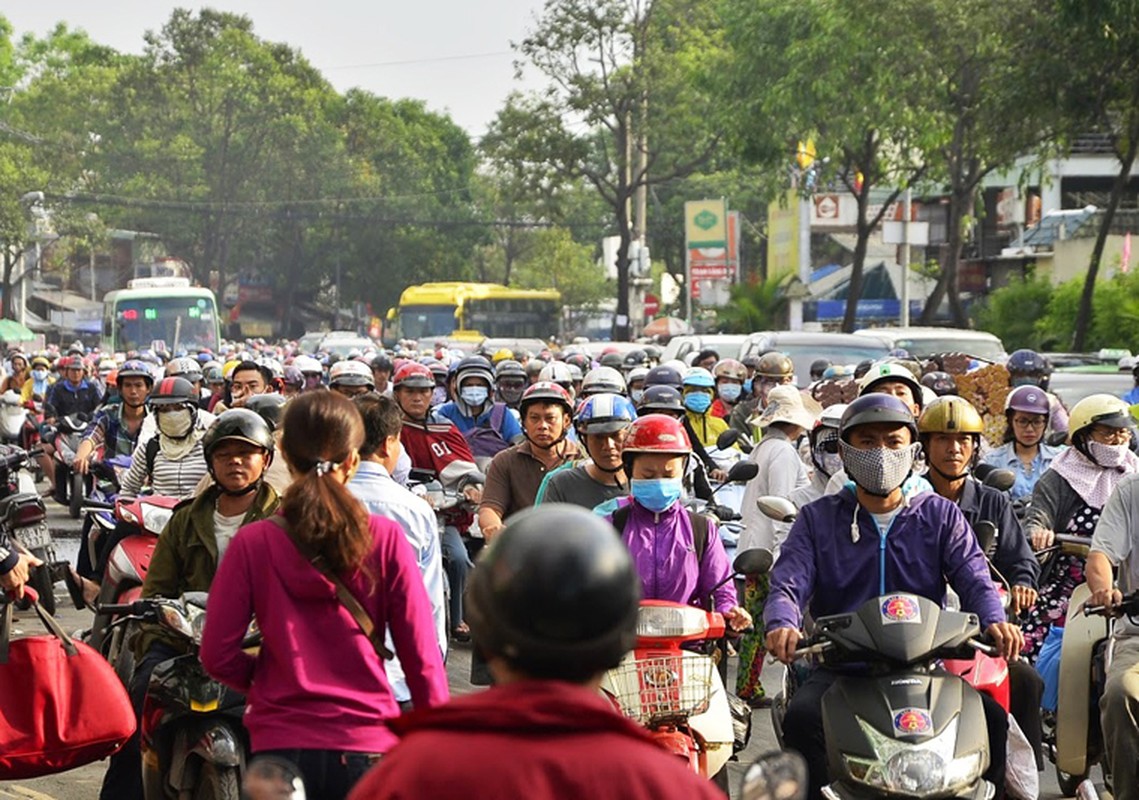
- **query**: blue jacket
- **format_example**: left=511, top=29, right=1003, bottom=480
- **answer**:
left=765, top=488, right=1005, bottom=632
left=436, top=401, right=523, bottom=442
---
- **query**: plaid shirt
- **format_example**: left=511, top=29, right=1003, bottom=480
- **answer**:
left=82, top=403, right=146, bottom=458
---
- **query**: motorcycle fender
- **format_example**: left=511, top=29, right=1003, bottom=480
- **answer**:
left=1056, top=582, right=1109, bottom=776
left=650, top=729, right=696, bottom=760
left=686, top=666, right=735, bottom=777
left=189, top=723, right=243, bottom=767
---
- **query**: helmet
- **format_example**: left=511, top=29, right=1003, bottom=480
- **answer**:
left=1069, top=394, right=1133, bottom=442
left=203, top=364, right=224, bottom=384
left=495, top=359, right=526, bottom=379
left=621, top=414, right=692, bottom=473
left=525, top=359, right=547, bottom=379
left=627, top=366, right=649, bottom=386
left=31, top=356, right=50, bottom=370
left=293, top=355, right=323, bottom=375
left=149, top=376, right=196, bottom=407
left=858, top=362, right=925, bottom=410
left=565, top=363, right=585, bottom=383
left=713, top=358, right=747, bottom=383
left=643, top=344, right=662, bottom=362
left=203, top=408, right=275, bottom=461
left=244, top=393, right=288, bottom=432
left=643, top=365, right=683, bottom=389
left=281, top=365, right=304, bottom=388
left=371, top=354, right=394, bottom=373
left=538, top=362, right=574, bottom=388
left=638, top=385, right=683, bottom=414
left=681, top=367, right=715, bottom=389
left=917, top=396, right=985, bottom=435
left=920, top=371, right=958, bottom=397
left=574, top=393, right=637, bottom=435
left=329, top=359, right=375, bottom=388
left=118, top=359, right=155, bottom=387
left=466, top=504, right=639, bottom=680
left=256, top=356, right=283, bottom=380
left=756, top=352, right=794, bottom=380
left=1004, top=385, right=1051, bottom=417
left=564, top=352, right=592, bottom=375
left=809, top=358, right=832, bottom=381
left=490, top=348, right=513, bottom=365
left=519, top=381, right=573, bottom=417
left=392, top=362, right=435, bottom=390
left=580, top=366, right=626, bottom=397
left=1007, top=349, right=1050, bottom=375
left=165, top=356, right=202, bottom=382
left=839, top=393, right=918, bottom=443
left=809, top=403, right=846, bottom=476
left=427, top=361, right=448, bottom=381
left=600, top=352, right=625, bottom=370
left=621, top=349, right=648, bottom=371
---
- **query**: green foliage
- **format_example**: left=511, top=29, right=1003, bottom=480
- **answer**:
left=512, top=227, right=610, bottom=309
left=717, top=272, right=790, bottom=333
left=973, top=276, right=1054, bottom=350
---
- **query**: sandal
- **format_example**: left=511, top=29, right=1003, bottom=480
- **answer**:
left=451, top=623, right=471, bottom=643
left=60, top=565, right=88, bottom=610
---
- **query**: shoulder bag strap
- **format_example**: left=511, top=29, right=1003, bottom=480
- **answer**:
left=0, top=593, right=78, bottom=664
left=490, top=401, right=506, bottom=433
left=266, top=516, right=393, bottom=660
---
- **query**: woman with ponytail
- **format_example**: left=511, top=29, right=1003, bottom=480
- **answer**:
left=201, top=392, right=449, bottom=800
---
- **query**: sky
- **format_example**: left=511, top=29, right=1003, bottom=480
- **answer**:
left=4, top=0, right=546, bottom=138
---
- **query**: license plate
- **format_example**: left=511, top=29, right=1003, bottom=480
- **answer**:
left=16, top=523, right=51, bottom=550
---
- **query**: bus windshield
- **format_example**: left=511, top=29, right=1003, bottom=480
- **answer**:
left=400, top=305, right=459, bottom=340
left=113, top=296, right=219, bottom=352
left=466, top=298, right=559, bottom=338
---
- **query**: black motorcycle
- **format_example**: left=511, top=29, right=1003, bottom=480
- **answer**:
left=0, top=445, right=55, bottom=613
left=102, top=593, right=256, bottom=800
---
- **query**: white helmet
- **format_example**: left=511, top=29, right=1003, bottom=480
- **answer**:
left=539, top=362, right=574, bottom=385
left=165, top=356, right=203, bottom=381
left=580, top=366, right=626, bottom=397
left=292, top=355, right=323, bottom=375
left=329, top=359, right=374, bottom=387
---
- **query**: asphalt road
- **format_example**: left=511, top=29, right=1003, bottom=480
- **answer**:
left=0, top=501, right=1103, bottom=799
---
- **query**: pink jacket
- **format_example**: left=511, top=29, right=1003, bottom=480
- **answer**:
left=200, top=513, right=449, bottom=753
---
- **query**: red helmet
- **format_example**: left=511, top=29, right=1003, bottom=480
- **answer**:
left=392, top=362, right=434, bottom=390
left=621, top=413, right=692, bottom=457
left=519, top=381, right=573, bottom=416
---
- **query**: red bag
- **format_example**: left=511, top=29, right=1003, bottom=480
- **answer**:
left=0, top=587, right=136, bottom=779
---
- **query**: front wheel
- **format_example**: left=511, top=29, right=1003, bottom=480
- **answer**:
left=69, top=470, right=85, bottom=519
left=1056, top=766, right=1088, bottom=797
left=192, top=760, right=240, bottom=800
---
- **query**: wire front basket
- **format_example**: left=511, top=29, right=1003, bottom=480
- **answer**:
left=607, top=653, right=714, bottom=725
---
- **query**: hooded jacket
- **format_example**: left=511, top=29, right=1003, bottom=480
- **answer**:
left=200, top=513, right=449, bottom=753
left=765, top=488, right=1005, bottom=633
left=44, top=377, right=101, bottom=419
left=347, top=680, right=725, bottom=800
left=605, top=498, right=737, bottom=614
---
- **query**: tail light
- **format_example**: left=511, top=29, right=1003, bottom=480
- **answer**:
left=4, top=496, right=46, bottom=527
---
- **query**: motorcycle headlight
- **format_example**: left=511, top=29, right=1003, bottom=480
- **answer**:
left=142, top=504, right=175, bottom=534
left=840, top=716, right=985, bottom=797
left=635, top=604, right=709, bottom=639
left=188, top=604, right=207, bottom=645
left=158, top=603, right=195, bottom=640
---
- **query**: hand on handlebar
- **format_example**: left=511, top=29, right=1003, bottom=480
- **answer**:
left=725, top=605, right=752, bottom=633
left=1030, top=528, right=1054, bottom=551
left=462, top=485, right=483, bottom=504
left=1088, top=586, right=1123, bottom=612
left=709, top=468, right=728, bottom=483
left=1010, top=585, right=1038, bottom=614
left=765, top=626, right=802, bottom=664
left=0, top=551, right=44, bottom=599
left=985, top=621, right=1023, bottom=661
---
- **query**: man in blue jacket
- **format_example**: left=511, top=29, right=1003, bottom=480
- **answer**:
left=764, top=394, right=1023, bottom=800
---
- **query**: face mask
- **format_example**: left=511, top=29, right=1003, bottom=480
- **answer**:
left=1011, top=376, right=1040, bottom=388
left=820, top=451, right=845, bottom=478
left=630, top=477, right=683, bottom=513
left=432, top=386, right=448, bottom=406
left=157, top=408, right=194, bottom=439
left=31, top=369, right=47, bottom=381
left=498, top=384, right=525, bottom=405
left=630, top=388, right=644, bottom=405
left=683, top=392, right=712, bottom=414
left=840, top=441, right=919, bottom=497
left=460, top=386, right=489, bottom=407
left=718, top=384, right=742, bottom=404
left=1088, top=440, right=1130, bottom=468
left=743, top=378, right=754, bottom=396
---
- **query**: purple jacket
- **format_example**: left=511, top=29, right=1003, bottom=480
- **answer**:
left=764, top=489, right=1005, bottom=632
left=607, top=499, right=737, bottom=614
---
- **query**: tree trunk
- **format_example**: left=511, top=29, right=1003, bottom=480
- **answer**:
left=1072, top=133, right=1139, bottom=350
left=614, top=199, right=632, bottom=341
left=842, top=190, right=871, bottom=333
left=2, top=250, right=15, bottom=321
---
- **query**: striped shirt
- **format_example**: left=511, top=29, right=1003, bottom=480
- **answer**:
left=119, top=425, right=211, bottom=499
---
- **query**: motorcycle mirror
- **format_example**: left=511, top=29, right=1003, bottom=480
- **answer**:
left=733, top=547, right=773, bottom=577
left=974, top=521, right=998, bottom=557
left=757, top=496, right=797, bottom=523
left=1046, top=430, right=1068, bottom=448
left=716, top=429, right=741, bottom=450
left=740, top=750, right=808, bottom=800
left=982, top=468, right=1015, bottom=493
left=726, top=461, right=759, bottom=483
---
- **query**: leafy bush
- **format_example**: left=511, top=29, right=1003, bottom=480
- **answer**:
left=973, top=276, right=1054, bottom=351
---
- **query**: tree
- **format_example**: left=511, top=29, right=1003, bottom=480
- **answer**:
left=486, top=0, right=720, bottom=340
left=513, top=226, right=611, bottom=308
left=1055, top=1, right=1139, bottom=349
left=717, top=0, right=931, bottom=332
left=717, top=271, right=791, bottom=333
left=973, top=276, right=1055, bottom=351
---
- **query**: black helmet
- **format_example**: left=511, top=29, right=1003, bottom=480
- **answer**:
left=203, top=409, right=274, bottom=492
left=599, top=352, right=625, bottom=370
left=920, top=371, right=958, bottom=397
left=643, top=364, right=683, bottom=389
left=245, top=393, right=288, bottom=432
left=809, top=358, right=832, bottom=381
left=622, top=349, right=648, bottom=370
left=638, top=385, right=684, bottom=414
left=149, top=376, right=196, bottom=406
left=466, top=504, right=640, bottom=681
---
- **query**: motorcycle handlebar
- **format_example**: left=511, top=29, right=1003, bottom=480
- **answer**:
left=82, top=501, right=116, bottom=512
left=96, top=600, right=151, bottom=617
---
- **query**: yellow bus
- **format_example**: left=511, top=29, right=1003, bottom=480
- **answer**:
left=387, top=282, right=561, bottom=342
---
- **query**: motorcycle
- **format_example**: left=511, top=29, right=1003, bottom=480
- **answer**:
left=84, top=493, right=179, bottom=682
left=42, top=412, right=91, bottom=519
left=793, top=593, right=998, bottom=798
left=0, top=390, right=28, bottom=446
left=0, top=444, right=55, bottom=614
left=100, top=593, right=256, bottom=800
left=601, top=548, right=772, bottom=781
left=687, top=457, right=758, bottom=560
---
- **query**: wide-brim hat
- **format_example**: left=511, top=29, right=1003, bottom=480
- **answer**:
left=758, top=385, right=822, bottom=431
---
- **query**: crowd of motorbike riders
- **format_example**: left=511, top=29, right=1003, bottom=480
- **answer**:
left=1, top=337, right=1139, bottom=798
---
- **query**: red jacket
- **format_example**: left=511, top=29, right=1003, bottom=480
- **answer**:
left=399, top=414, right=480, bottom=529
left=348, top=680, right=725, bottom=800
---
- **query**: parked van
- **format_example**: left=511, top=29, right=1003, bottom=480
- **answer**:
left=852, top=326, right=1006, bottom=361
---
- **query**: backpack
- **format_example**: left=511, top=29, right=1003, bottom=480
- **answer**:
left=462, top=402, right=511, bottom=460
left=144, top=435, right=161, bottom=478
left=611, top=502, right=710, bottom=564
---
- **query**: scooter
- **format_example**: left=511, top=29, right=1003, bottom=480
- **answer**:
left=42, top=412, right=91, bottom=519
left=686, top=459, right=759, bottom=558
left=0, top=445, right=55, bottom=614
left=100, top=593, right=255, bottom=800
left=0, top=390, right=27, bottom=446
left=794, top=593, right=997, bottom=798
left=602, top=548, right=772, bottom=781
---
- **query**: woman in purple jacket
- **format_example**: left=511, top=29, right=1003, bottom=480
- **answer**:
left=603, top=413, right=751, bottom=632
left=201, top=392, right=449, bottom=800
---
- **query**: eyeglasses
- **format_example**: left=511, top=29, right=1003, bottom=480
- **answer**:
left=1011, top=417, right=1045, bottom=429
left=1090, top=425, right=1132, bottom=443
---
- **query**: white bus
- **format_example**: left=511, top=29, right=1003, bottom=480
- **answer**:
left=102, top=278, right=220, bottom=353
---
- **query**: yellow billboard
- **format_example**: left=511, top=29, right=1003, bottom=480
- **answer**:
left=685, top=199, right=728, bottom=249
left=767, top=190, right=800, bottom=275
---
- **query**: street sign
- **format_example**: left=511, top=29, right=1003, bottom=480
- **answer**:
left=644, top=293, right=660, bottom=317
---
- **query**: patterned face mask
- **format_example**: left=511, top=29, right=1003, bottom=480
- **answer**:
left=839, top=441, right=920, bottom=497
left=1088, top=440, right=1130, bottom=469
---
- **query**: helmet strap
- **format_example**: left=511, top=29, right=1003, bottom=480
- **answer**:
left=218, top=477, right=261, bottom=497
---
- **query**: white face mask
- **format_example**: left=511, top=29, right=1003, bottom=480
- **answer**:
left=31, top=369, right=47, bottom=381
left=157, top=408, right=194, bottom=439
